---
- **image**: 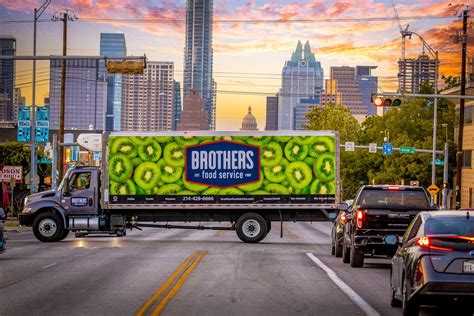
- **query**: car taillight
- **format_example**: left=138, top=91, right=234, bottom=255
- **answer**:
left=356, top=209, right=365, bottom=228
left=340, top=214, right=346, bottom=225
left=416, top=236, right=452, bottom=251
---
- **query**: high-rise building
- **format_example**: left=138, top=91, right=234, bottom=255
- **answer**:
left=121, top=61, right=174, bottom=131
left=183, top=0, right=215, bottom=130
left=240, top=106, right=258, bottom=130
left=0, top=37, right=16, bottom=122
left=12, top=87, right=25, bottom=122
left=320, top=79, right=342, bottom=106
left=398, top=54, right=437, bottom=93
left=278, top=41, right=323, bottom=130
left=49, top=58, right=107, bottom=130
left=356, top=66, right=378, bottom=115
left=293, top=101, right=319, bottom=130
left=100, top=33, right=127, bottom=131
left=172, top=80, right=182, bottom=131
left=177, top=89, right=210, bottom=131
left=265, top=95, right=278, bottom=130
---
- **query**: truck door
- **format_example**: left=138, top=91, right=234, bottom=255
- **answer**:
left=63, top=170, right=98, bottom=215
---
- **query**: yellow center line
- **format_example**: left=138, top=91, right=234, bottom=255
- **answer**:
left=150, top=250, right=208, bottom=316
left=135, top=250, right=200, bottom=316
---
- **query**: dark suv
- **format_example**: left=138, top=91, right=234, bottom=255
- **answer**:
left=342, top=185, right=434, bottom=267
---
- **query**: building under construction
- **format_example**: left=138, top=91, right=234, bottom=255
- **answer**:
left=398, top=54, right=438, bottom=93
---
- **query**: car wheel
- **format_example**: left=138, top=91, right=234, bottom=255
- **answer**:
left=342, top=235, right=350, bottom=263
left=402, top=277, right=418, bottom=316
left=349, top=245, right=364, bottom=267
left=236, top=213, right=268, bottom=243
left=390, top=269, right=402, bottom=307
left=331, top=243, right=335, bottom=255
left=32, top=212, right=65, bottom=242
left=334, top=239, right=343, bottom=258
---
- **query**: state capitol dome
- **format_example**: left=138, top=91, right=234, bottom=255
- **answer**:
left=240, top=106, right=258, bottom=130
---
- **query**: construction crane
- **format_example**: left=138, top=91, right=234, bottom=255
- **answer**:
left=391, top=0, right=411, bottom=60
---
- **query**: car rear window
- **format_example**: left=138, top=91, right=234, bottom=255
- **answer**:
left=358, top=189, right=429, bottom=208
left=425, top=218, right=474, bottom=236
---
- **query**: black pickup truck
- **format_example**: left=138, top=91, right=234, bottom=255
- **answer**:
left=342, top=185, right=435, bottom=267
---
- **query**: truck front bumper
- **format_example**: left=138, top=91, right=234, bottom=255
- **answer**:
left=19, top=213, right=33, bottom=226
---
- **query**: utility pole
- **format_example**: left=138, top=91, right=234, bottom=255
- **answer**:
left=52, top=10, right=77, bottom=180
left=455, top=8, right=469, bottom=209
left=30, top=0, right=51, bottom=194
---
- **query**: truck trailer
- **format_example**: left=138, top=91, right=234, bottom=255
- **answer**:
left=20, top=131, right=341, bottom=243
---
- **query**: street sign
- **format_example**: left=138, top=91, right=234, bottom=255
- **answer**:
left=382, top=143, right=393, bottom=155
left=345, top=142, right=355, bottom=152
left=38, top=157, right=52, bottom=164
left=107, top=61, right=144, bottom=74
left=430, top=159, right=444, bottom=166
left=427, top=184, right=440, bottom=196
left=368, top=143, right=378, bottom=153
left=17, top=106, right=31, bottom=142
left=399, top=146, right=415, bottom=154
left=35, top=106, right=50, bottom=142
left=93, top=151, right=102, bottom=161
left=0, top=166, right=22, bottom=183
left=410, top=180, right=419, bottom=187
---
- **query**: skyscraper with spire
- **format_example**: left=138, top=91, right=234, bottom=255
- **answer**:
left=278, top=41, right=323, bottom=130
left=183, top=0, right=215, bottom=130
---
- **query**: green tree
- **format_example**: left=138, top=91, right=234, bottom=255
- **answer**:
left=0, top=142, right=48, bottom=185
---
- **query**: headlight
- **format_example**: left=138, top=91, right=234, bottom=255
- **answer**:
left=23, top=197, right=29, bottom=207
left=22, top=207, right=32, bottom=214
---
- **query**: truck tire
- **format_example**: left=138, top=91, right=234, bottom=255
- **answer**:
left=57, top=229, right=70, bottom=241
left=349, top=245, right=364, bottom=267
left=342, top=236, right=350, bottom=263
left=236, top=213, right=268, bottom=243
left=32, top=212, right=65, bottom=242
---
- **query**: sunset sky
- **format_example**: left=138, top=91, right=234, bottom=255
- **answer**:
left=0, top=0, right=472, bottom=130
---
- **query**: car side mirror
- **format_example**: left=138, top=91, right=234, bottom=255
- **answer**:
left=338, top=202, right=349, bottom=211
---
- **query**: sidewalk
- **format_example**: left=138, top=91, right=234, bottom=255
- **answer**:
left=4, top=218, right=31, bottom=233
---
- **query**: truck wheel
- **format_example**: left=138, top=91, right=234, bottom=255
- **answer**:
left=57, top=229, right=70, bottom=241
left=342, top=236, right=350, bottom=263
left=236, top=213, right=268, bottom=243
left=349, top=245, right=364, bottom=267
left=32, top=212, right=65, bottom=242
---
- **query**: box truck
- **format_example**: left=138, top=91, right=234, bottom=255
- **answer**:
left=20, top=131, right=342, bottom=243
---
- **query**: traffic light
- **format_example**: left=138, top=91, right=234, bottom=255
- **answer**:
left=371, top=95, right=402, bottom=107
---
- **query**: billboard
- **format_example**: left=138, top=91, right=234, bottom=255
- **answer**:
left=108, top=135, right=336, bottom=205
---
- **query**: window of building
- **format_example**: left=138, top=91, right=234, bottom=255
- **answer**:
left=463, top=150, right=472, bottom=168
left=465, top=106, right=473, bottom=125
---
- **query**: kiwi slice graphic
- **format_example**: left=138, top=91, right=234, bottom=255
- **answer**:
left=138, top=141, right=162, bottom=162
left=154, top=136, right=173, bottom=143
left=309, top=137, right=336, bottom=158
left=136, top=186, right=146, bottom=195
left=295, top=136, right=316, bottom=145
left=109, top=154, right=133, bottom=182
left=314, top=154, right=336, bottom=182
left=250, top=190, right=270, bottom=195
left=183, top=174, right=208, bottom=192
left=263, top=158, right=288, bottom=183
left=274, top=136, right=292, bottom=142
left=175, top=136, right=200, bottom=146
left=177, top=190, right=195, bottom=195
left=303, top=157, right=315, bottom=168
left=232, top=136, right=249, bottom=142
left=202, top=187, right=221, bottom=195
left=133, top=162, right=161, bottom=190
left=246, top=136, right=271, bottom=146
left=163, top=142, right=185, bottom=167
left=239, top=171, right=264, bottom=192
left=310, top=179, right=336, bottom=194
left=110, top=137, right=138, bottom=158
left=157, top=159, right=183, bottom=183
left=157, top=184, right=182, bottom=195
left=110, top=180, right=136, bottom=195
left=130, top=136, right=152, bottom=146
left=284, top=140, right=309, bottom=161
left=131, top=157, right=143, bottom=167
left=265, top=183, right=289, bottom=194
left=260, top=142, right=283, bottom=167
left=219, top=188, right=244, bottom=195
left=285, top=161, right=313, bottom=190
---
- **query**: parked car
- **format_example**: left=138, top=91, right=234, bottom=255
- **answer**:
left=390, top=210, right=474, bottom=315
left=342, top=185, right=435, bottom=267
left=331, top=200, right=352, bottom=257
left=0, top=207, right=5, bottom=254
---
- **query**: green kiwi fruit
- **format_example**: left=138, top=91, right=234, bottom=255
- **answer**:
left=157, top=184, right=182, bottom=195
left=232, top=136, right=249, bottom=142
left=133, top=162, right=161, bottom=190
left=202, top=187, right=221, bottom=195
left=183, top=174, right=208, bottom=192
left=285, top=161, right=313, bottom=190
left=110, top=180, right=136, bottom=195
left=295, top=136, right=316, bottom=145
left=309, top=137, right=336, bottom=157
left=274, top=136, right=292, bottom=142
left=154, top=136, right=173, bottom=143
left=130, top=136, right=152, bottom=146
left=284, top=140, right=309, bottom=161
left=303, top=157, right=316, bottom=168
left=250, top=190, right=270, bottom=195
left=110, top=137, right=138, bottom=158
left=263, top=158, right=288, bottom=183
left=175, top=136, right=201, bottom=146
left=246, top=136, right=271, bottom=146
left=177, top=190, right=195, bottom=195
left=138, top=141, right=162, bottom=162
left=109, top=154, right=133, bottom=182
left=131, top=157, right=143, bottom=167
left=239, top=171, right=264, bottom=192
left=260, top=142, right=283, bottom=167
left=219, top=188, right=244, bottom=195
left=136, top=186, right=146, bottom=195
left=157, top=159, right=183, bottom=183
left=265, top=183, right=289, bottom=194
left=314, top=154, right=336, bottom=182
left=163, top=142, right=185, bottom=167
left=310, top=179, right=336, bottom=194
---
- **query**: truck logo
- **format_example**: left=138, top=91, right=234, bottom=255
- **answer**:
left=185, top=141, right=260, bottom=188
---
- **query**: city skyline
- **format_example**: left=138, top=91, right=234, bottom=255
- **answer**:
left=1, top=0, right=471, bottom=130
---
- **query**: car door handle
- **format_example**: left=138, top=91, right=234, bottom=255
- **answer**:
left=89, top=197, right=93, bottom=206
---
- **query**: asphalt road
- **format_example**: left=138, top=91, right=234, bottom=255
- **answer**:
left=1, top=222, right=402, bottom=316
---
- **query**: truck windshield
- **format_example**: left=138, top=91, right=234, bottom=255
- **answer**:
left=358, top=189, right=429, bottom=208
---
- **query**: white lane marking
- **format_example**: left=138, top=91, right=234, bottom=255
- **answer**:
left=306, top=253, right=380, bottom=316
left=42, top=263, right=57, bottom=269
